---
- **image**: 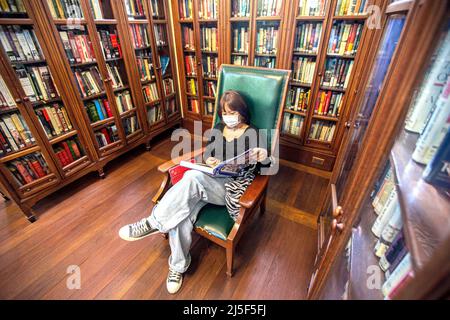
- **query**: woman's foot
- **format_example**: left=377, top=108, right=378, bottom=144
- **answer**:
left=166, top=269, right=183, bottom=294
left=119, top=218, right=159, bottom=241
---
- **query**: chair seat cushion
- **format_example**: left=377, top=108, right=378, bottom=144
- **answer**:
left=195, top=204, right=235, bottom=241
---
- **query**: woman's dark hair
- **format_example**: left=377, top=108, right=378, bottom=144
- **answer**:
left=218, top=90, right=250, bottom=124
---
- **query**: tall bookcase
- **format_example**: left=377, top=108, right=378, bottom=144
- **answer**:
left=172, top=0, right=222, bottom=131
left=0, top=0, right=181, bottom=221
left=307, top=0, right=450, bottom=300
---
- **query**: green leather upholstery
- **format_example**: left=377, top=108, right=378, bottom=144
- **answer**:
left=196, top=65, right=290, bottom=240
left=195, top=204, right=235, bottom=241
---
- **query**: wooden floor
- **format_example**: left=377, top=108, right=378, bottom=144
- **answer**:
left=0, top=137, right=328, bottom=299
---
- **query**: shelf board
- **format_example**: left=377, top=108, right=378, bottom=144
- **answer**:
left=290, top=81, right=312, bottom=88
left=126, top=129, right=143, bottom=141
left=203, top=96, right=215, bottom=101
left=11, top=59, right=46, bottom=66
left=296, top=16, right=325, bottom=21
left=284, top=109, right=307, bottom=117
left=62, top=155, right=89, bottom=173
left=120, top=108, right=136, bottom=118
left=203, top=76, right=218, bottom=81
left=141, top=78, right=157, bottom=85
left=105, top=57, right=123, bottom=63
left=31, top=97, right=62, bottom=107
left=255, top=53, right=277, bottom=57
left=70, top=60, right=97, bottom=68
left=145, top=100, right=161, bottom=107
left=293, top=51, right=317, bottom=57
left=0, top=107, right=19, bottom=115
left=53, top=18, right=87, bottom=25
left=49, top=130, right=78, bottom=145
left=94, top=19, right=117, bottom=24
left=201, top=50, right=218, bottom=54
left=333, top=14, right=368, bottom=20
left=0, top=145, right=40, bottom=163
left=148, top=118, right=165, bottom=128
left=134, top=45, right=153, bottom=51
left=390, top=129, right=450, bottom=271
left=348, top=202, right=385, bottom=300
left=179, top=18, right=194, bottom=23
left=255, top=16, right=282, bottom=21
left=231, top=52, right=249, bottom=56
left=0, top=17, right=32, bottom=25
left=113, top=85, right=130, bottom=93
left=153, top=19, right=167, bottom=24
left=186, top=93, right=198, bottom=98
left=327, top=53, right=356, bottom=59
left=312, top=114, right=339, bottom=122
left=198, top=19, right=218, bottom=23
left=183, top=48, right=196, bottom=53
left=164, top=93, right=176, bottom=100
left=186, top=74, right=198, bottom=78
left=320, top=85, right=346, bottom=93
left=307, top=138, right=332, bottom=146
left=82, top=91, right=107, bottom=101
left=90, top=117, right=114, bottom=129
left=230, top=17, right=251, bottom=22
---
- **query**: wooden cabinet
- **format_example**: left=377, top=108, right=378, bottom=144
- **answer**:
left=307, top=0, right=450, bottom=300
left=0, top=0, right=181, bottom=221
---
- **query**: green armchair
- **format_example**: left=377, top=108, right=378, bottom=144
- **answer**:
left=152, top=65, right=290, bottom=277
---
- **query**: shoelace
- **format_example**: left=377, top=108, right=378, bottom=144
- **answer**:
left=168, top=270, right=182, bottom=283
left=130, top=218, right=150, bottom=237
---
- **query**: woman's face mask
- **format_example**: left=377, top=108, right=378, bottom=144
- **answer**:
left=223, top=114, right=240, bottom=128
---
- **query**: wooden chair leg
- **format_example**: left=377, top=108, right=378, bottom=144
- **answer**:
left=226, top=245, right=234, bottom=277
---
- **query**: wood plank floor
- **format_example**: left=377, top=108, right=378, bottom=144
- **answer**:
left=0, top=137, right=328, bottom=299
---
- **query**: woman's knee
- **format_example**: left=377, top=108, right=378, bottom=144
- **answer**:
left=182, top=170, right=205, bottom=183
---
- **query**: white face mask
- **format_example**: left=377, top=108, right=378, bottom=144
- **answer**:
left=223, top=114, right=240, bottom=128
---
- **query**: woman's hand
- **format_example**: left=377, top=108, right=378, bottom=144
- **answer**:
left=250, top=148, right=268, bottom=163
left=205, top=157, right=221, bottom=167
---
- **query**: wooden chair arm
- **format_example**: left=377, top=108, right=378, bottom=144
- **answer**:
left=239, top=175, right=269, bottom=209
left=157, top=147, right=206, bottom=173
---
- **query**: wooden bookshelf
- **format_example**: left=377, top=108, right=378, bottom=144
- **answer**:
left=0, top=0, right=181, bottom=222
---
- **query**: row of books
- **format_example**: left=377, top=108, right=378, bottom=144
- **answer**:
left=298, top=0, right=327, bottom=17
left=370, top=166, right=412, bottom=299
left=150, top=0, right=164, bottom=18
left=0, top=0, right=25, bottom=14
left=294, top=23, right=323, bottom=54
left=98, top=29, right=122, bottom=60
left=122, top=115, right=139, bottom=136
left=46, top=0, right=83, bottom=19
left=0, top=75, right=15, bottom=110
left=184, top=54, right=197, bottom=76
left=204, top=81, right=217, bottom=97
left=125, top=0, right=145, bottom=19
left=314, top=90, right=344, bottom=117
left=95, top=125, right=119, bottom=148
left=232, top=26, right=249, bottom=53
left=200, top=27, right=218, bottom=52
left=335, top=0, right=368, bottom=16
left=16, top=65, right=59, bottom=102
left=182, top=26, right=195, bottom=50
left=202, top=56, right=218, bottom=78
left=188, top=98, right=200, bottom=113
left=308, top=120, right=335, bottom=142
left=179, top=0, right=193, bottom=19
left=204, top=101, right=214, bottom=115
left=89, top=0, right=105, bottom=20
left=106, top=63, right=124, bottom=89
left=129, top=24, right=150, bottom=48
left=0, top=25, right=42, bottom=62
left=143, top=83, right=159, bottom=103
left=163, top=78, right=175, bottom=96
left=85, top=98, right=113, bottom=123
left=282, top=113, right=304, bottom=136
left=136, top=54, right=155, bottom=82
left=7, top=152, right=50, bottom=186
left=199, top=0, right=217, bottom=20
left=115, top=90, right=134, bottom=114
left=328, top=22, right=362, bottom=56
left=53, top=137, right=83, bottom=167
left=186, top=79, right=197, bottom=95
left=35, top=104, right=73, bottom=139
left=0, top=113, right=35, bottom=154
left=154, top=25, right=167, bottom=47
left=286, top=87, right=309, bottom=112
left=255, top=26, right=278, bottom=55
left=232, top=56, right=248, bottom=66
left=147, top=105, right=163, bottom=124
left=166, top=99, right=177, bottom=116
left=59, top=28, right=96, bottom=64
left=255, top=56, right=275, bottom=68
left=322, top=58, right=353, bottom=89
left=73, top=66, right=104, bottom=98
left=292, top=57, right=316, bottom=84
left=256, top=0, right=282, bottom=17
left=232, top=0, right=250, bottom=17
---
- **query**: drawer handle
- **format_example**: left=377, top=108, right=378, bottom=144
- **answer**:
left=26, top=187, right=31, bottom=192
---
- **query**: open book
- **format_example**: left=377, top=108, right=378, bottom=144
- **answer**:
left=179, top=149, right=253, bottom=177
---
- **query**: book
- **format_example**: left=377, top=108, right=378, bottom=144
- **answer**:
left=257, top=0, right=282, bottom=17
left=183, top=25, right=195, bottom=50
left=298, top=0, right=327, bottom=16
left=122, top=115, right=140, bottom=136
left=423, top=128, right=450, bottom=189
left=255, top=25, right=278, bottom=55
left=7, top=152, right=50, bottom=186
left=308, top=120, right=335, bottom=142
left=142, top=83, right=159, bottom=103
left=180, top=149, right=253, bottom=177
left=125, top=0, right=145, bottom=18
left=282, top=114, right=304, bottom=136
left=153, top=24, right=167, bottom=47
left=372, top=189, right=399, bottom=237
left=147, top=105, right=163, bottom=124
left=136, top=54, right=155, bottom=81
left=160, top=56, right=170, bottom=76
left=374, top=205, right=403, bottom=258
left=292, top=57, right=316, bottom=84
left=200, top=26, right=218, bottom=52
left=381, top=253, right=413, bottom=298
left=0, top=74, right=16, bottom=110
left=294, top=22, right=323, bottom=54
left=199, top=0, right=218, bottom=19
left=202, top=55, right=218, bottom=77
left=379, top=230, right=406, bottom=272
left=89, top=0, right=104, bottom=19
left=232, top=25, right=249, bottom=54
left=286, top=87, right=310, bottom=112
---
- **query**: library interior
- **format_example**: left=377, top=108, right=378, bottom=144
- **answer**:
left=0, top=0, right=448, bottom=300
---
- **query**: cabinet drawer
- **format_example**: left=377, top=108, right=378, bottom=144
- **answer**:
left=18, top=173, right=60, bottom=198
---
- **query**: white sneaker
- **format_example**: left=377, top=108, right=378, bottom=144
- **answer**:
left=119, top=218, right=159, bottom=241
left=166, top=269, right=183, bottom=294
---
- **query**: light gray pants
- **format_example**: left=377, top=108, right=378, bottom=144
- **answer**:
left=148, top=170, right=232, bottom=273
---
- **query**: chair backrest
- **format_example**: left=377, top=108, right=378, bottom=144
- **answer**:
left=212, top=65, right=291, bottom=154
